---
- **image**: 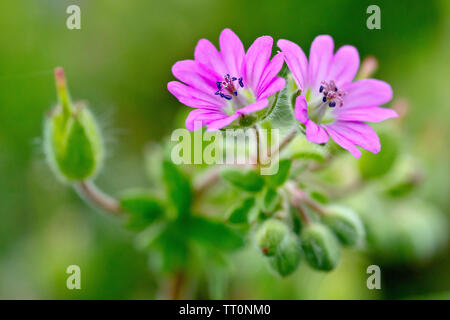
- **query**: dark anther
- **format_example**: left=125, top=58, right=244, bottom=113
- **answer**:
left=238, top=77, right=244, bottom=88
left=319, top=85, right=324, bottom=93
left=329, top=101, right=336, bottom=107
left=322, top=96, right=327, bottom=103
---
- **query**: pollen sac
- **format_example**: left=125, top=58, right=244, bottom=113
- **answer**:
left=215, top=74, right=243, bottom=100
left=44, top=68, right=104, bottom=182
left=320, top=80, right=346, bottom=108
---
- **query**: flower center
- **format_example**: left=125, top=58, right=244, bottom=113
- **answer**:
left=319, top=80, right=346, bottom=108
left=215, top=74, right=244, bottom=100
left=307, top=80, right=346, bottom=124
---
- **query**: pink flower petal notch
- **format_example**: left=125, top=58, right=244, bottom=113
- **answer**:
left=168, top=29, right=286, bottom=131
left=278, top=35, right=398, bottom=158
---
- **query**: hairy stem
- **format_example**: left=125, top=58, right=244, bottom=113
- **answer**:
left=75, top=181, right=122, bottom=215
left=269, top=127, right=297, bottom=159
left=253, top=124, right=261, bottom=166
left=286, top=182, right=312, bottom=225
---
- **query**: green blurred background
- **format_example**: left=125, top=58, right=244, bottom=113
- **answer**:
left=0, top=0, right=448, bottom=299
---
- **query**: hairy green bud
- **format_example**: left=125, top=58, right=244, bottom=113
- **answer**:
left=301, top=223, right=341, bottom=271
left=322, top=205, right=365, bottom=247
left=44, top=68, right=103, bottom=182
left=268, top=233, right=301, bottom=277
left=255, top=219, right=289, bottom=256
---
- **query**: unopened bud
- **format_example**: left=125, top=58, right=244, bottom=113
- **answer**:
left=255, top=219, right=289, bottom=256
left=322, top=205, right=365, bottom=247
left=357, top=56, right=378, bottom=79
left=268, top=233, right=301, bottom=277
left=43, top=67, right=104, bottom=182
left=301, top=223, right=341, bottom=271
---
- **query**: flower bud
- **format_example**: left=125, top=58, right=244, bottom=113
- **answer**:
left=255, top=219, right=289, bottom=256
left=322, top=205, right=365, bottom=247
left=268, top=233, right=301, bottom=277
left=301, top=223, right=341, bottom=271
left=44, top=68, right=103, bottom=182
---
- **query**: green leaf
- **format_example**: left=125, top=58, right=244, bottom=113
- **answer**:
left=120, top=190, right=164, bottom=231
left=154, top=222, right=189, bottom=272
left=309, top=190, right=328, bottom=204
left=221, top=168, right=265, bottom=192
left=188, top=216, right=244, bottom=251
left=162, top=160, right=192, bottom=217
left=266, top=159, right=291, bottom=187
left=261, top=188, right=280, bottom=213
left=359, top=132, right=398, bottom=180
left=228, top=197, right=255, bottom=224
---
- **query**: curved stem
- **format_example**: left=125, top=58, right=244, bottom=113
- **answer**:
left=269, top=127, right=297, bottom=159
left=75, top=181, right=122, bottom=215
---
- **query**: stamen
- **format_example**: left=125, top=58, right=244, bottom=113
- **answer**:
left=319, top=80, right=346, bottom=107
left=215, top=74, right=244, bottom=100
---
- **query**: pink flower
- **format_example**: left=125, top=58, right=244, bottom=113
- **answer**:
left=278, top=35, right=398, bottom=158
left=168, top=29, right=285, bottom=131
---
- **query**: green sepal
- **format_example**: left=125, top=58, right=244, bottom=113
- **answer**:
left=44, top=103, right=103, bottom=182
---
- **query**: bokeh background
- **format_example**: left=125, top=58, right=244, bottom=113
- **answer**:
left=0, top=0, right=448, bottom=299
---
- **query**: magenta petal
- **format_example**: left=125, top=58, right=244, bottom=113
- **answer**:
left=308, top=35, right=334, bottom=89
left=324, top=125, right=362, bottom=158
left=277, top=39, right=308, bottom=90
left=194, top=38, right=226, bottom=75
left=257, top=52, right=285, bottom=96
left=327, top=121, right=381, bottom=154
left=336, top=106, right=398, bottom=122
left=167, top=81, right=222, bottom=109
left=236, top=99, right=269, bottom=115
left=342, top=79, right=393, bottom=108
left=305, top=120, right=329, bottom=144
left=294, top=95, right=308, bottom=124
left=172, top=60, right=219, bottom=95
left=219, top=28, right=245, bottom=77
left=258, top=77, right=285, bottom=100
left=328, top=45, right=359, bottom=86
left=186, top=109, right=224, bottom=131
left=207, top=114, right=239, bottom=131
left=244, top=35, right=273, bottom=90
